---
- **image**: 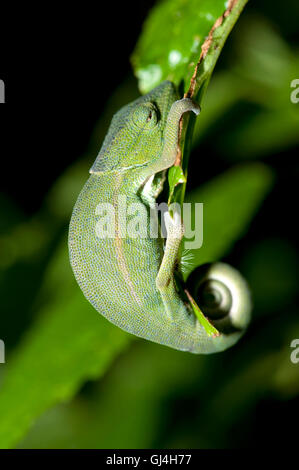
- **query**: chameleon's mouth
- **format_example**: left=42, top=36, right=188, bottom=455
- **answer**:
left=90, top=161, right=150, bottom=175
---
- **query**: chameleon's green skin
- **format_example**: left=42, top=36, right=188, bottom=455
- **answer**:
left=69, top=81, right=250, bottom=354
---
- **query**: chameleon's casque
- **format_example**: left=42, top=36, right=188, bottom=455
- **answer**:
left=69, top=81, right=251, bottom=354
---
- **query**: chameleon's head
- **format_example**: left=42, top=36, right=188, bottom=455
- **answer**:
left=90, top=81, right=178, bottom=174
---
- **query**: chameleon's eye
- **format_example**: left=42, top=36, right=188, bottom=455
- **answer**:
left=132, top=103, right=158, bottom=130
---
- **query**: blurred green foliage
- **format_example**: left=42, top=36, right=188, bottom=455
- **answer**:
left=183, top=163, right=274, bottom=279
left=0, top=0, right=298, bottom=449
left=192, top=16, right=299, bottom=158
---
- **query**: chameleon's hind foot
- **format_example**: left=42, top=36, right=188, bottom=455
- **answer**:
left=164, top=209, right=184, bottom=240
left=156, top=210, right=184, bottom=292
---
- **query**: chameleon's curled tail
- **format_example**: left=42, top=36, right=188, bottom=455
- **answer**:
left=186, top=262, right=252, bottom=353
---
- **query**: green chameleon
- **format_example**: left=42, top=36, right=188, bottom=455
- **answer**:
left=69, top=81, right=251, bottom=354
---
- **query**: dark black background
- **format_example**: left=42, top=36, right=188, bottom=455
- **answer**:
left=0, top=2, right=157, bottom=213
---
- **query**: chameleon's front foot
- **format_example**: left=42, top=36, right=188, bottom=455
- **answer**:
left=155, top=97, right=200, bottom=173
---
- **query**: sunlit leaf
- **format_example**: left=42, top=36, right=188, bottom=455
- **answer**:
left=132, top=0, right=249, bottom=95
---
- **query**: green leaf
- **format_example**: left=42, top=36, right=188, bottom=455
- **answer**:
left=168, top=165, right=186, bottom=204
left=182, top=163, right=274, bottom=279
left=132, top=0, right=249, bottom=96
left=18, top=340, right=206, bottom=449
left=0, top=240, right=130, bottom=449
left=186, top=291, right=219, bottom=337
